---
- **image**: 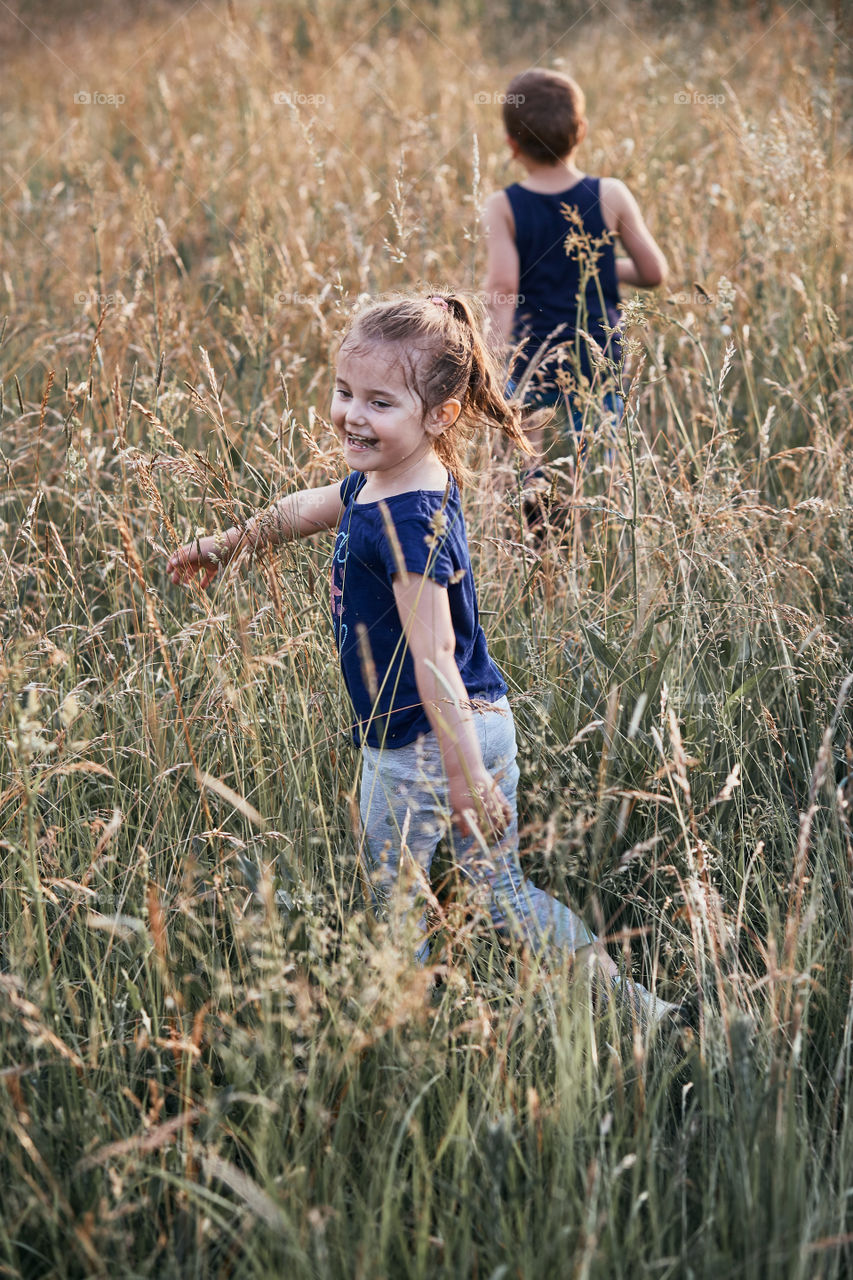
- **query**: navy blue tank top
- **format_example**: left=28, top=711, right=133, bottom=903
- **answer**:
left=505, top=177, right=622, bottom=396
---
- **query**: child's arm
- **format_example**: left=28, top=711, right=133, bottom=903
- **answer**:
left=600, top=178, right=668, bottom=288
left=481, top=191, right=520, bottom=353
left=166, top=482, right=343, bottom=588
left=392, top=572, right=512, bottom=837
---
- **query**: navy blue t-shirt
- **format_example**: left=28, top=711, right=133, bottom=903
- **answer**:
left=505, top=176, right=622, bottom=395
left=331, top=472, right=507, bottom=748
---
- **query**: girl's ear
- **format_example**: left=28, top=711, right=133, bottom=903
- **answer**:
left=576, top=117, right=588, bottom=147
left=426, top=398, right=462, bottom=437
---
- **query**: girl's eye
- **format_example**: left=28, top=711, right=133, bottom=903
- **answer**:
left=335, top=388, right=351, bottom=399
left=372, top=400, right=391, bottom=409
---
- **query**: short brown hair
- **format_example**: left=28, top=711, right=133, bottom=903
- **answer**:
left=502, top=69, right=586, bottom=164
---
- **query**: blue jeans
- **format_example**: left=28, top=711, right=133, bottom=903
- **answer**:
left=358, top=697, right=595, bottom=963
left=567, top=390, right=624, bottom=443
left=507, top=376, right=623, bottom=435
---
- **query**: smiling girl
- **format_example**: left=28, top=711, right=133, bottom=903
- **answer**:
left=166, top=292, right=681, bottom=1022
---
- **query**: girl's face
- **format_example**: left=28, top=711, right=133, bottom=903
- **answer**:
left=332, top=340, right=458, bottom=482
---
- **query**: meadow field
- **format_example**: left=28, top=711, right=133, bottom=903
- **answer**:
left=1, top=0, right=852, bottom=1275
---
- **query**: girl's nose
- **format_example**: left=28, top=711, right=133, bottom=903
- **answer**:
left=345, top=398, right=367, bottom=426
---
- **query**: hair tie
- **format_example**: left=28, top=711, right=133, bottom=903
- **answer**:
left=429, top=295, right=450, bottom=311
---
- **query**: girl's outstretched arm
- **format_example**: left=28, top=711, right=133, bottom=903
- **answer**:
left=166, top=481, right=343, bottom=587
left=392, top=572, right=512, bottom=839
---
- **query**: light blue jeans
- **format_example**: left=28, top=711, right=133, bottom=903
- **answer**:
left=506, top=378, right=624, bottom=437
left=359, top=697, right=595, bottom=964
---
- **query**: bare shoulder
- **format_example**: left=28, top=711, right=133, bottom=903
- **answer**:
left=599, top=176, right=633, bottom=230
left=482, top=189, right=515, bottom=233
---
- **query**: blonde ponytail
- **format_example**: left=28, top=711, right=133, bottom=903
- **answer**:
left=341, top=290, right=535, bottom=484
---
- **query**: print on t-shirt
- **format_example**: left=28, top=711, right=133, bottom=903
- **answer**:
left=331, top=528, right=348, bottom=651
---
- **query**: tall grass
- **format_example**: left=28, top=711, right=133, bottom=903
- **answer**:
left=1, top=1, right=852, bottom=1275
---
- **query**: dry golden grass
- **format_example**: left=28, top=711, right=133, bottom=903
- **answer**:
left=1, top=2, right=853, bottom=1277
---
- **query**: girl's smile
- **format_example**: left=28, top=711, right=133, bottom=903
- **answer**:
left=343, top=430, right=379, bottom=451
left=331, top=342, right=457, bottom=493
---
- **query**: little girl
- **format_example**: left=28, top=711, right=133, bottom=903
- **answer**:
left=166, top=292, right=679, bottom=1024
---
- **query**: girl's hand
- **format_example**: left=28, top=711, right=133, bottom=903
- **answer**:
left=448, top=769, right=512, bottom=841
left=166, top=535, right=225, bottom=589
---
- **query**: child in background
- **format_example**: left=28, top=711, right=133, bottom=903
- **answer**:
left=166, top=292, right=680, bottom=1024
left=482, top=67, right=668, bottom=451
